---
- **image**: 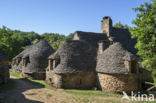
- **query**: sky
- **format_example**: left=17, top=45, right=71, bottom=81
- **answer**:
left=0, top=0, right=151, bottom=35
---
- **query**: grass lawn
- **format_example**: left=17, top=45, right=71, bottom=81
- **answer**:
left=64, top=89, right=121, bottom=97
left=10, top=70, right=22, bottom=78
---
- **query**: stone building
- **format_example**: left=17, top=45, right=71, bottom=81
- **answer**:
left=0, top=49, right=9, bottom=84
left=12, top=45, right=32, bottom=73
left=46, top=40, right=97, bottom=89
left=46, top=16, right=141, bottom=93
left=96, top=43, right=140, bottom=93
left=95, top=16, right=140, bottom=93
left=12, top=40, right=55, bottom=80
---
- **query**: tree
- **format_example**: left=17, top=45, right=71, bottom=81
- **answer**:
left=113, top=22, right=132, bottom=31
left=0, top=26, right=22, bottom=60
left=0, top=25, right=73, bottom=60
left=41, top=33, right=66, bottom=50
left=0, top=26, right=41, bottom=60
left=113, top=22, right=124, bottom=28
left=66, top=33, right=74, bottom=40
left=131, top=0, right=156, bottom=76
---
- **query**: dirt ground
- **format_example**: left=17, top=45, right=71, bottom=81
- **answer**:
left=0, top=76, right=141, bottom=103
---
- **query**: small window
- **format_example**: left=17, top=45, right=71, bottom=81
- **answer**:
left=124, top=60, right=138, bottom=73
left=22, top=59, right=26, bottom=66
left=16, top=59, right=18, bottom=64
left=53, top=58, right=60, bottom=68
left=22, top=56, right=30, bottom=67
left=12, top=60, right=15, bottom=65
left=55, top=58, right=60, bottom=67
left=49, top=78, right=52, bottom=82
left=49, top=59, right=53, bottom=71
left=16, top=58, right=21, bottom=65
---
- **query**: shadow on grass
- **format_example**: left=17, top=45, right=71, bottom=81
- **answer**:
left=21, top=78, right=56, bottom=91
left=20, top=78, right=45, bottom=88
left=10, top=71, right=56, bottom=90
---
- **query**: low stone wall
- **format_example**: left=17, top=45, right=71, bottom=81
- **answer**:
left=97, top=73, right=141, bottom=93
left=47, top=72, right=95, bottom=89
left=0, top=60, right=9, bottom=84
left=22, top=72, right=45, bottom=80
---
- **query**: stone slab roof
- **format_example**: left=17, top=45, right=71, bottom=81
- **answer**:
left=50, top=40, right=97, bottom=74
left=96, top=43, right=138, bottom=74
left=12, top=40, right=55, bottom=73
left=74, top=31, right=108, bottom=48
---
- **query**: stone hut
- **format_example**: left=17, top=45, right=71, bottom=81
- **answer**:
left=95, top=16, right=140, bottom=93
left=46, top=40, right=97, bottom=89
left=0, top=49, right=9, bottom=84
left=12, top=46, right=33, bottom=73
left=12, top=40, right=55, bottom=80
left=96, top=43, right=140, bottom=93
left=22, top=40, right=55, bottom=80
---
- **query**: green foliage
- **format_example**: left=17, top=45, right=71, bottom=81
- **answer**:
left=41, top=33, right=73, bottom=50
left=10, top=71, right=22, bottom=78
left=66, top=33, right=74, bottom=40
left=41, top=33, right=66, bottom=50
left=0, top=26, right=41, bottom=60
left=113, top=22, right=132, bottom=30
left=113, top=22, right=124, bottom=28
left=0, top=26, right=74, bottom=61
left=64, top=89, right=121, bottom=97
left=131, top=0, right=156, bottom=76
left=0, top=26, right=22, bottom=60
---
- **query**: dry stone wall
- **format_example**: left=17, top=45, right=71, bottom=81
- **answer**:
left=47, top=72, right=95, bottom=89
left=97, top=73, right=141, bottom=93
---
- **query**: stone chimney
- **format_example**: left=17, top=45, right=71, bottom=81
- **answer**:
left=101, top=16, right=112, bottom=37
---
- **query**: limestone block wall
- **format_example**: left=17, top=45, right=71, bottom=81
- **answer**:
left=49, top=72, right=95, bottom=89
left=97, top=73, right=141, bottom=93
left=46, top=70, right=59, bottom=87
left=46, top=70, right=52, bottom=85
left=0, top=60, right=9, bottom=84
